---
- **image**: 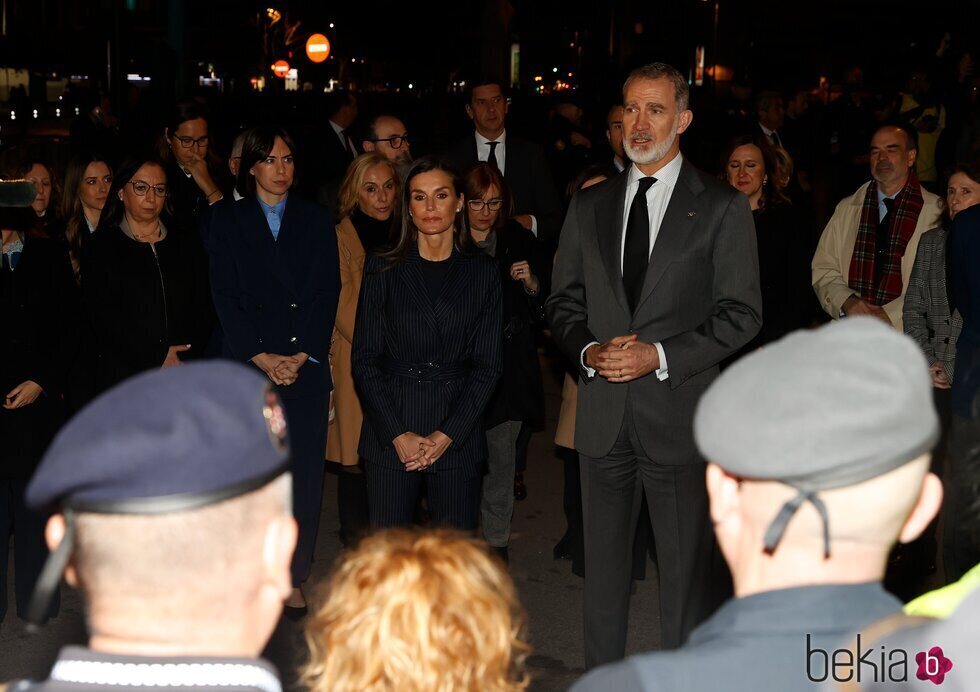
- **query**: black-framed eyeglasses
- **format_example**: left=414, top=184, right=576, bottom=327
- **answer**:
left=467, top=198, right=503, bottom=212
left=368, top=134, right=409, bottom=149
left=172, top=134, right=209, bottom=148
left=127, top=180, right=168, bottom=197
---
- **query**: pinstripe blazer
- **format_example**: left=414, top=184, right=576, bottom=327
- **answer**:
left=903, top=226, right=963, bottom=380
left=351, top=246, right=502, bottom=470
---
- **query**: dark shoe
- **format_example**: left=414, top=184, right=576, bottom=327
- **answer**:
left=492, top=545, right=509, bottom=565
left=513, top=472, right=527, bottom=501
left=553, top=535, right=573, bottom=561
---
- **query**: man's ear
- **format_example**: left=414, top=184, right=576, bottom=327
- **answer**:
left=45, top=514, right=78, bottom=587
left=907, top=147, right=918, bottom=170
left=676, top=109, right=694, bottom=136
left=898, top=471, right=943, bottom=544
left=263, top=515, right=297, bottom=599
left=464, top=104, right=475, bottom=121
left=363, top=141, right=375, bottom=152
left=706, top=463, right=740, bottom=526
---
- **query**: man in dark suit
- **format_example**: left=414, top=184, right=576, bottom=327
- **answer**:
left=446, top=78, right=562, bottom=243
left=547, top=62, right=762, bottom=669
left=308, top=90, right=358, bottom=213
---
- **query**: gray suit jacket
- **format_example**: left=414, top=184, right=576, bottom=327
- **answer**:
left=903, top=226, right=963, bottom=380
left=571, top=583, right=903, bottom=692
left=546, top=160, right=761, bottom=462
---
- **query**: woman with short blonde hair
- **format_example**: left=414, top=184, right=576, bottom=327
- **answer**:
left=328, top=152, right=399, bottom=547
left=303, top=529, right=531, bottom=692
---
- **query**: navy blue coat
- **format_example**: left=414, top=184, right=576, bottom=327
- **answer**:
left=209, top=195, right=340, bottom=400
left=351, top=247, right=502, bottom=470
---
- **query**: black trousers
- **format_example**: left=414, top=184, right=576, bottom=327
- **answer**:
left=283, top=395, right=329, bottom=587
left=579, top=401, right=729, bottom=669
left=0, top=479, right=58, bottom=623
left=944, top=413, right=980, bottom=583
left=365, top=460, right=481, bottom=530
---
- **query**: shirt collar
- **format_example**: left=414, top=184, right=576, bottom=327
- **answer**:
left=50, top=647, right=282, bottom=692
left=475, top=128, right=507, bottom=147
left=628, top=152, right=683, bottom=189
left=759, top=122, right=776, bottom=138
left=329, top=120, right=345, bottom=136
left=258, top=195, right=287, bottom=217
left=877, top=187, right=899, bottom=204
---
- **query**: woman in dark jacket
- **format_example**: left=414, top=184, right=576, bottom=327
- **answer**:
left=463, top=162, right=545, bottom=561
left=209, top=126, right=340, bottom=613
left=82, top=156, right=213, bottom=396
left=159, top=100, right=229, bottom=236
left=352, top=157, right=502, bottom=533
left=0, top=199, right=76, bottom=623
left=721, top=134, right=811, bottom=357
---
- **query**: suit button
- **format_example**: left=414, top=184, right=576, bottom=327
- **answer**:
left=290, top=303, right=298, bottom=309
left=290, top=336, right=298, bottom=343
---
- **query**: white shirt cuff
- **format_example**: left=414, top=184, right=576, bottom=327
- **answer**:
left=580, top=341, right=600, bottom=377
left=529, top=215, right=538, bottom=237
left=654, top=342, right=668, bottom=381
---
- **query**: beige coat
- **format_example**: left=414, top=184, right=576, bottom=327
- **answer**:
left=554, top=373, right=578, bottom=450
left=811, top=181, right=942, bottom=331
left=326, top=217, right=365, bottom=466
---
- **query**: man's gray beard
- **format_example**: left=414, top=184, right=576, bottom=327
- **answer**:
left=624, top=128, right=676, bottom=166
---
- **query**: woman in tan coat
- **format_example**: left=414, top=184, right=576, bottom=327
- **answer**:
left=327, top=152, right=399, bottom=546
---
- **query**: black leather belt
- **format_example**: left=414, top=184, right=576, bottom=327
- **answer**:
left=383, top=359, right=471, bottom=382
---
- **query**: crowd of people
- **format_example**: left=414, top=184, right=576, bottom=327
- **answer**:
left=2, top=52, right=980, bottom=690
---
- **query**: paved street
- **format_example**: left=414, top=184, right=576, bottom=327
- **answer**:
left=0, top=356, right=662, bottom=690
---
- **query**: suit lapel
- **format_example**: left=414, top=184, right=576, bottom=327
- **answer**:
left=399, top=248, right=442, bottom=334
left=635, top=162, right=703, bottom=311
left=250, top=197, right=297, bottom=296
left=595, top=172, right=631, bottom=315
left=433, top=251, right=471, bottom=325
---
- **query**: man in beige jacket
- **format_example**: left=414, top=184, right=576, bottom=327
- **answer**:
left=812, top=122, right=942, bottom=331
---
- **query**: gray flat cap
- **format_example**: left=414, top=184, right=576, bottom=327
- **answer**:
left=694, top=317, right=939, bottom=556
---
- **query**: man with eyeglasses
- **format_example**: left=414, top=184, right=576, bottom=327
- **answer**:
left=447, top=76, right=562, bottom=244
left=361, top=114, right=412, bottom=175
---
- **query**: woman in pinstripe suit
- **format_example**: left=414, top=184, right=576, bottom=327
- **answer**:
left=351, top=157, right=502, bottom=529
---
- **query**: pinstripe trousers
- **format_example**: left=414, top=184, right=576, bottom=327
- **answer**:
left=364, top=460, right=482, bottom=530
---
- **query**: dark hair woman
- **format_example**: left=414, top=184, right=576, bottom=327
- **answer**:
left=82, top=155, right=214, bottom=397
left=327, top=152, right=399, bottom=546
left=0, top=193, right=77, bottom=624
left=160, top=100, right=229, bottom=235
left=351, top=156, right=502, bottom=533
left=58, top=152, right=113, bottom=281
left=462, top=162, right=546, bottom=562
left=209, top=125, right=340, bottom=614
left=720, top=134, right=810, bottom=358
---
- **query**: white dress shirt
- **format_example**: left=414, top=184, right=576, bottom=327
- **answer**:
left=580, top=154, right=684, bottom=382
left=474, top=129, right=538, bottom=236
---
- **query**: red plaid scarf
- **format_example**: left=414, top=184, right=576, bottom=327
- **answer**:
left=847, top=173, right=924, bottom=306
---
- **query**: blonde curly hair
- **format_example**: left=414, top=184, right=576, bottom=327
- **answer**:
left=302, top=529, right=532, bottom=692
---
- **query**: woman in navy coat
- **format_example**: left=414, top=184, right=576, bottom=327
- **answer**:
left=352, top=157, right=502, bottom=530
left=209, top=126, right=340, bottom=612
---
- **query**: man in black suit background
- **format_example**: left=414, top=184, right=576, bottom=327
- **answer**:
left=547, top=62, right=762, bottom=669
left=308, top=90, right=358, bottom=213
left=446, top=78, right=562, bottom=243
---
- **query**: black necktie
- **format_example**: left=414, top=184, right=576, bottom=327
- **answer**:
left=874, top=197, right=895, bottom=286
left=623, top=177, right=656, bottom=311
left=487, top=141, right=499, bottom=170
left=341, top=129, right=355, bottom=159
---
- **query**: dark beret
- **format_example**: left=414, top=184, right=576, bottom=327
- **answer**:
left=26, top=361, right=290, bottom=513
